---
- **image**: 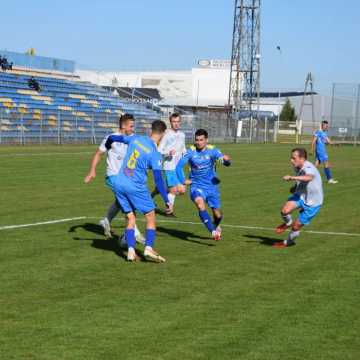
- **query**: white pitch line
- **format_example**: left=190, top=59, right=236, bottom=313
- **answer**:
left=0, top=216, right=359, bottom=238
left=86, top=216, right=360, bottom=238
left=0, top=152, right=92, bottom=157
left=0, top=217, right=86, bottom=231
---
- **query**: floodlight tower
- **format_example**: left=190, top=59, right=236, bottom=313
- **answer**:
left=228, top=0, right=261, bottom=137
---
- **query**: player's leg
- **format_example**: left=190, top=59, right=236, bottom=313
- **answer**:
left=129, top=188, right=165, bottom=262
left=124, top=211, right=140, bottom=261
left=142, top=210, right=165, bottom=262
left=283, top=219, right=303, bottom=246
left=208, top=189, right=223, bottom=237
left=191, top=188, right=219, bottom=240
left=323, top=160, right=338, bottom=184
left=275, top=197, right=299, bottom=234
left=99, top=176, right=120, bottom=237
left=283, top=202, right=321, bottom=246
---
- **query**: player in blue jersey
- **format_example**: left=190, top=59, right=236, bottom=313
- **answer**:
left=311, top=120, right=338, bottom=184
left=176, top=129, right=231, bottom=241
left=105, top=120, right=171, bottom=262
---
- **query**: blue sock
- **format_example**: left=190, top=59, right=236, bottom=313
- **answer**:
left=213, top=215, right=223, bottom=228
left=199, top=210, right=215, bottom=233
left=145, top=229, right=156, bottom=247
left=324, top=167, right=332, bottom=180
left=125, top=229, right=136, bottom=248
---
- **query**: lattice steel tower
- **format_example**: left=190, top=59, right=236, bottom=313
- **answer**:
left=228, top=0, right=261, bottom=116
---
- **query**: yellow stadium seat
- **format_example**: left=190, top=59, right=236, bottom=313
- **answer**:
left=69, top=94, right=87, bottom=100
left=17, top=89, right=39, bottom=96
left=58, top=106, right=72, bottom=111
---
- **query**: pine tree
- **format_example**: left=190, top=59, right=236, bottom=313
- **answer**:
left=280, top=98, right=297, bottom=122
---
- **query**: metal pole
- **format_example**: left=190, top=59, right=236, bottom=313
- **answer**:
left=57, top=112, right=61, bottom=145
left=264, top=116, right=268, bottom=143
left=20, top=114, right=24, bottom=145
left=354, top=84, right=360, bottom=146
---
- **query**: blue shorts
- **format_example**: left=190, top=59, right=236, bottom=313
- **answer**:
left=315, top=152, right=328, bottom=163
left=288, top=194, right=321, bottom=225
left=115, top=184, right=155, bottom=214
left=105, top=175, right=117, bottom=192
left=190, top=185, right=221, bottom=209
left=164, top=170, right=181, bottom=188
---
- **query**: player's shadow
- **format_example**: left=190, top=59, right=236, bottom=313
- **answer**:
left=69, top=222, right=127, bottom=260
left=244, top=234, right=283, bottom=247
left=157, top=226, right=215, bottom=247
left=68, top=222, right=104, bottom=236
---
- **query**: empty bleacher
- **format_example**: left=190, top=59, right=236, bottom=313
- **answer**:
left=0, top=70, right=159, bottom=144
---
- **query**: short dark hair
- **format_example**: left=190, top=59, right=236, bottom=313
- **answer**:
left=151, top=120, right=167, bottom=134
left=321, top=120, right=328, bottom=125
left=195, top=129, right=208, bottom=138
left=292, top=147, right=307, bottom=159
left=119, top=113, right=134, bottom=128
left=169, top=112, right=180, bottom=121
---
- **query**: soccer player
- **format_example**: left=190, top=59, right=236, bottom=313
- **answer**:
left=275, top=148, right=323, bottom=247
left=175, top=129, right=231, bottom=241
left=105, top=120, right=172, bottom=262
left=311, top=120, right=338, bottom=184
left=84, top=113, right=144, bottom=243
left=156, top=113, right=186, bottom=214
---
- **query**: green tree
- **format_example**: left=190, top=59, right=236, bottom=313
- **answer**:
left=280, top=98, right=297, bottom=122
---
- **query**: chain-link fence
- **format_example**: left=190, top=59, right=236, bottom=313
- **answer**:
left=330, top=83, right=360, bottom=143
left=0, top=109, right=158, bottom=145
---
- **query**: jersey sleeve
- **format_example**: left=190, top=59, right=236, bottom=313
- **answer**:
left=105, top=134, right=132, bottom=150
left=98, top=135, right=108, bottom=152
left=149, top=151, right=163, bottom=170
left=304, top=165, right=316, bottom=177
left=175, top=150, right=191, bottom=184
left=157, top=132, right=170, bottom=155
left=211, top=147, right=225, bottom=161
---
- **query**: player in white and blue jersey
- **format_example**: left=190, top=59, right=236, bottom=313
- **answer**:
left=156, top=113, right=186, bottom=214
left=105, top=120, right=171, bottom=262
left=84, top=114, right=144, bottom=243
left=275, top=148, right=324, bottom=247
left=176, top=129, right=231, bottom=241
left=311, top=120, right=338, bottom=184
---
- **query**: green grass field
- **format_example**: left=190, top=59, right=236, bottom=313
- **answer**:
left=0, top=143, right=359, bottom=360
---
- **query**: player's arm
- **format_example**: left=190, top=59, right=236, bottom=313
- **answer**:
left=326, top=136, right=334, bottom=145
left=213, top=147, right=231, bottom=166
left=283, top=174, right=314, bottom=182
left=175, top=152, right=191, bottom=185
left=158, top=133, right=174, bottom=161
left=150, top=152, right=171, bottom=208
left=84, top=149, right=104, bottom=183
left=105, top=134, right=131, bottom=150
left=310, top=136, right=317, bottom=154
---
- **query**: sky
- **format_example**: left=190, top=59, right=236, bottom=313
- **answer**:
left=1, top=0, right=359, bottom=94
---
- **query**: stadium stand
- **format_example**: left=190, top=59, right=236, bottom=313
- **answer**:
left=0, top=70, right=160, bottom=144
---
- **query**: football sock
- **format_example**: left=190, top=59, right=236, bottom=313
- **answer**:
left=106, top=201, right=120, bottom=223
left=125, top=229, right=136, bottom=248
left=287, top=230, right=300, bottom=242
left=145, top=229, right=156, bottom=247
left=324, top=167, right=332, bottom=180
left=199, top=210, right=215, bottom=233
left=168, top=193, right=176, bottom=206
left=213, top=215, right=223, bottom=228
left=281, top=213, right=293, bottom=226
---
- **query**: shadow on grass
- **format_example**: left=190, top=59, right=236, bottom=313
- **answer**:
left=244, top=234, right=283, bottom=247
left=68, top=222, right=104, bottom=236
left=157, top=226, right=215, bottom=247
left=69, top=222, right=127, bottom=260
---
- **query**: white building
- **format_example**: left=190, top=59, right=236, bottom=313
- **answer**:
left=77, top=59, right=232, bottom=107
